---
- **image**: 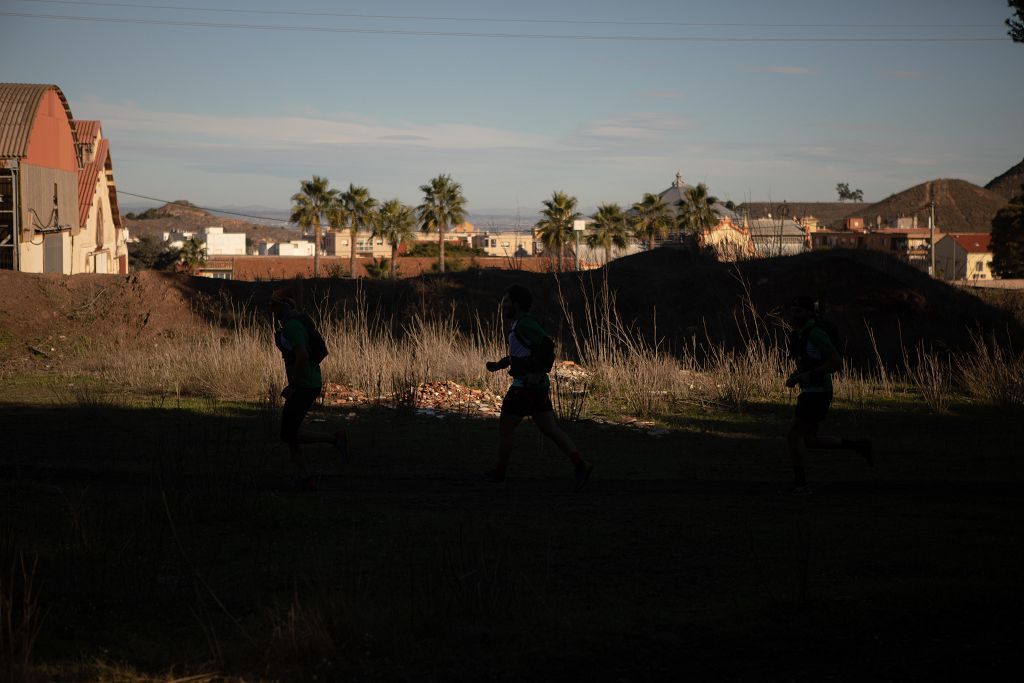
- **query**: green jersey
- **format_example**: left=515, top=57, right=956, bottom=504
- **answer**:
left=794, top=320, right=836, bottom=393
left=277, top=317, right=323, bottom=389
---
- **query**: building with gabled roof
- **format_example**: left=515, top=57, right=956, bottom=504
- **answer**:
left=75, top=120, right=129, bottom=273
left=0, top=83, right=126, bottom=274
left=934, top=233, right=994, bottom=282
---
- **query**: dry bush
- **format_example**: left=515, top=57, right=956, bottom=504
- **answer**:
left=956, top=332, right=1024, bottom=411
left=903, top=343, right=954, bottom=414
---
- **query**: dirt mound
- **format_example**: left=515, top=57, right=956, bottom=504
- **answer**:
left=1, top=249, right=1019, bottom=372
left=847, top=179, right=1007, bottom=232
left=985, top=157, right=1024, bottom=201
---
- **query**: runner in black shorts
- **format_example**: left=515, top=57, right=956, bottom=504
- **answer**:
left=271, top=288, right=348, bottom=491
left=484, top=285, right=593, bottom=491
left=785, top=296, right=873, bottom=494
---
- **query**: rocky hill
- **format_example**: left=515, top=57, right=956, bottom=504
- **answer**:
left=124, top=201, right=298, bottom=246
left=846, top=179, right=1007, bottom=232
left=985, top=157, right=1024, bottom=201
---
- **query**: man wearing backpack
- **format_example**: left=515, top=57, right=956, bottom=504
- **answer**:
left=484, top=284, right=593, bottom=491
left=785, top=296, right=872, bottom=495
left=271, top=288, right=347, bottom=492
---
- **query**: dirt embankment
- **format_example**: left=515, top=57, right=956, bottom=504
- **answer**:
left=1, top=249, right=1020, bottom=373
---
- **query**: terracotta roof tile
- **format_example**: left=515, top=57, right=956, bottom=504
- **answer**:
left=78, top=138, right=109, bottom=227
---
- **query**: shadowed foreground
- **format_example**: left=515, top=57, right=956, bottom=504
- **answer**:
left=1, top=397, right=1022, bottom=681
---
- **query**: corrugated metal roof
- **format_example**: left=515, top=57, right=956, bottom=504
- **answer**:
left=0, top=83, right=81, bottom=165
left=78, top=138, right=109, bottom=227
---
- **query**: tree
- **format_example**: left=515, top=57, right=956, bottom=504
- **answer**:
left=991, top=188, right=1024, bottom=277
left=677, top=183, right=719, bottom=236
left=128, top=234, right=179, bottom=271
left=373, top=198, right=417, bottom=279
left=178, top=237, right=205, bottom=274
left=417, top=174, right=467, bottom=274
left=290, top=175, right=337, bottom=277
left=1008, top=0, right=1024, bottom=42
left=630, top=192, right=672, bottom=250
left=587, top=203, right=630, bottom=265
left=836, top=182, right=864, bottom=202
left=340, top=184, right=377, bottom=278
left=535, top=190, right=582, bottom=272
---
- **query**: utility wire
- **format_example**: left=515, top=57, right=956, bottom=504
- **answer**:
left=117, top=190, right=293, bottom=224
left=16, top=0, right=1003, bottom=29
left=1, top=11, right=1010, bottom=41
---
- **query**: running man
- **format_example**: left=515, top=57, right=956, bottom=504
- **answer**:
left=484, top=284, right=593, bottom=491
left=270, top=288, right=347, bottom=491
left=785, top=296, right=872, bottom=494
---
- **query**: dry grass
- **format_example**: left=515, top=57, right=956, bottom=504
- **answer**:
left=55, top=275, right=1024, bottom=418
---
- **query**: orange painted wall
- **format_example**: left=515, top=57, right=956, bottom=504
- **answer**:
left=23, top=89, right=78, bottom=172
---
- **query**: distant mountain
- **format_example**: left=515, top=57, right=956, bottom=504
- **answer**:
left=124, top=201, right=298, bottom=245
left=985, top=157, right=1024, bottom=200
left=846, top=178, right=1008, bottom=232
left=736, top=202, right=859, bottom=228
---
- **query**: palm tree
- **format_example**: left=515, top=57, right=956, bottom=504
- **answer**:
left=372, top=198, right=417, bottom=279
left=676, top=182, right=719, bottom=236
left=630, top=193, right=672, bottom=250
left=290, top=175, right=337, bottom=277
left=535, top=190, right=582, bottom=272
left=417, top=174, right=467, bottom=274
left=178, top=237, right=205, bottom=273
left=587, top=203, right=630, bottom=265
left=340, top=184, right=377, bottom=278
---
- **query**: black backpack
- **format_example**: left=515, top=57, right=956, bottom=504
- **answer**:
left=513, top=328, right=556, bottom=374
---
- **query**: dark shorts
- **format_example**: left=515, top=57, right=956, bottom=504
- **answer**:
left=501, top=386, right=554, bottom=417
left=795, top=391, right=833, bottom=425
left=281, top=387, right=321, bottom=443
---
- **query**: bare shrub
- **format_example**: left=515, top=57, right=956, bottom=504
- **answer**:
left=955, top=332, right=1024, bottom=411
left=0, top=539, right=46, bottom=679
left=904, top=343, right=954, bottom=414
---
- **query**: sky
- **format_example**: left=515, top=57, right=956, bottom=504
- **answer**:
left=1, top=0, right=1022, bottom=218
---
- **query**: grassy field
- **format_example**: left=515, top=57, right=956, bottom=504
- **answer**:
left=2, top=382, right=1022, bottom=681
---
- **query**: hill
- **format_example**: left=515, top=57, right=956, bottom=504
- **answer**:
left=124, top=201, right=298, bottom=246
left=736, top=202, right=860, bottom=227
left=1, top=248, right=1018, bottom=374
left=985, top=157, right=1024, bottom=200
left=846, top=178, right=1007, bottom=232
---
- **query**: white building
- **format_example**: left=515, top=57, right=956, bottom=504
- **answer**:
left=162, top=230, right=194, bottom=249
left=474, top=232, right=536, bottom=258
left=324, top=230, right=390, bottom=258
left=270, top=240, right=316, bottom=257
left=202, top=226, right=246, bottom=255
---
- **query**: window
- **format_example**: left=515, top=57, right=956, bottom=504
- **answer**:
left=975, top=261, right=984, bottom=272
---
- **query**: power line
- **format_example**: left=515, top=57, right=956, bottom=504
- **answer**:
left=16, top=0, right=1003, bottom=29
left=118, top=190, right=293, bottom=224
left=1, top=10, right=1010, bottom=41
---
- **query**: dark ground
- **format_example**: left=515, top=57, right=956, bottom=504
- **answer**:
left=2, top=392, right=1022, bottom=681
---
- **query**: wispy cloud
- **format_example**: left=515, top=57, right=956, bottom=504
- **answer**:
left=881, top=70, right=924, bottom=79
left=574, top=112, right=692, bottom=142
left=746, top=66, right=820, bottom=75
left=636, top=89, right=686, bottom=100
left=77, top=99, right=555, bottom=152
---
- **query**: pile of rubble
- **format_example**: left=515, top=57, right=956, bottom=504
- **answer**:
left=321, top=379, right=503, bottom=417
